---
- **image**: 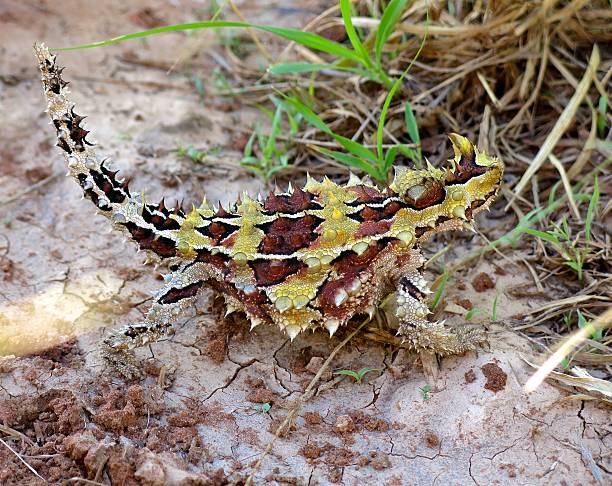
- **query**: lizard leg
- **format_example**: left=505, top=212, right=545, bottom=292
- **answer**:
left=102, top=262, right=208, bottom=379
left=396, top=269, right=484, bottom=356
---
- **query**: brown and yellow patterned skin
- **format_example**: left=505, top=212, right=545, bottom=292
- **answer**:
left=35, top=45, right=504, bottom=378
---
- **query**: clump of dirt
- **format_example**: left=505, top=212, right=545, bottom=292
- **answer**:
left=90, top=383, right=159, bottom=434
left=0, top=390, right=86, bottom=484
left=423, top=432, right=441, bottom=449
left=299, top=443, right=322, bottom=460
left=455, top=298, right=473, bottom=310
left=362, top=450, right=391, bottom=470
left=247, top=387, right=278, bottom=404
left=332, top=414, right=355, bottom=434
left=245, top=375, right=280, bottom=404
left=464, top=369, right=477, bottom=383
left=206, top=337, right=227, bottom=364
left=303, top=411, right=323, bottom=426
left=0, top=389, right=83, bottom=435
left=349, top=410, right=390, bottom=432
left=203, top=300, right=252, bottom=363
left=323, top=444, right=358, bottom=467
left=472, top=273, right=495, bottom=292
left=481, top=362, right=507, bottom=393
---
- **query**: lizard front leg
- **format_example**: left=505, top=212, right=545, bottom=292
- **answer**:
left=102, top=262, right=209, bottom=379
left=395, top=269, right=484, bottom=356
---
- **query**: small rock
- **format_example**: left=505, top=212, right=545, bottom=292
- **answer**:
left=135, top=457, right=166, bottom=486
left=333, top=414, right=355, bottom=434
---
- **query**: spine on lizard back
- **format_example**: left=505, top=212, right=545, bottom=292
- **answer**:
left=34, top=43, right=184, bottom=261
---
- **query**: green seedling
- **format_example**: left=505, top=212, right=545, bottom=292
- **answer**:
left=419, top=384, right=432, bottom=401
left=239, top=99, right=293, bottom=181
left=430, top=271, right=449, bottom=310
left=334, top=367, right=381, bottom=384
left=523, top=218, right=587, bottom=284
left=252, top=403, right=272, bottom=414
left=491, top=294, right=499, bottom=321
left=177, top=145, right=206, bottom=163
left=465, top=307, right=482, bottom=322
left=596, top=95, right=608, bottom=138
left=577, top=309, right=603, bottom=341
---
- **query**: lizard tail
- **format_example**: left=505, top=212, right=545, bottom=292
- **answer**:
left=34, top=43, right=184, bottom=261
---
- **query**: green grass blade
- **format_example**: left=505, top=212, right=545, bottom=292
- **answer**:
left=264, top=104, right=283, bottom=159
left=317, top=148, right=381, bottom=179
left=522, top=228, right=562, bottom=245
left=491, top=294, right=499, bottom=321
left=268, top=62, right=368, bottom=77
left=334, top=370, right=361, bottom=382
left=383, top=144, right=420, bottom=173
left=597, top=95, right=608, bottom=137
left=376, top=8, right=428, bottom=164
left=334, top=135, right=379, bottom=162
left=383, top=146, right=400, bottom=173
left=431, top=270, right=449, bottom=310
left=375, top=0, right=408, bottom=67
left=243, top=131, right=256, bottom=157
left=283, top=96, right=380, bottom=163
left=56, top=21, right=363, bottom=63
left=339, top=0, right=373, bottom=69
left=585, top=175, right=599, bottom=243
left=281, top=95, right=331, bottom=134
left=404, top=101, right=421, bottom=157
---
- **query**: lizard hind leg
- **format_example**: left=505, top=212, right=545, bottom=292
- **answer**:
left=102, top=263, right=208, bottom=379
left=396, top=270, right=484, bottom=356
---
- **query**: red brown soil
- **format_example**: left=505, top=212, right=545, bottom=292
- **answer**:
left=481, top=362, right=508, bottom=393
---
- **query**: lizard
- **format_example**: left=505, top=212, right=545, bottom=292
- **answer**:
left=34, top=44, right=504, bottom=379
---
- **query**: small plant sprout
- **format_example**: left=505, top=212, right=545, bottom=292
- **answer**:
left=419, top=384, right=432, bottom=401
left=334, top=367, right=381, bottom=384
left=596, top=95, right=608, bottom=138
left=577, top=309, right=603, bottom=342
left=465, top=307, right=482, bottom=322
left=491, top=294, right=499, bottom=321
left=177, top=145, right=206, bottom=163
left=252, top=403, right=272, bottom=414
left=430, top=271, right=449, bottom=311
left=239, top=98, right=294, bottom=181
left=522, top=217, right=588, bottom=284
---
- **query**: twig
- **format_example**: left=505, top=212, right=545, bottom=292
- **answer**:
left=0, top=437, right=47, bottom=483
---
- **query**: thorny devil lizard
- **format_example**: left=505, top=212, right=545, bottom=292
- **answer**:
left=35, top=44, right=504, bottom=379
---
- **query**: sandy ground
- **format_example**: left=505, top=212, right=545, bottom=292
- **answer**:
left=0, top=1, right=609, bottom=485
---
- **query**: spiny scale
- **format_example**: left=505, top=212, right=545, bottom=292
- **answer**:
left=34, top=43, right=504, bottom=378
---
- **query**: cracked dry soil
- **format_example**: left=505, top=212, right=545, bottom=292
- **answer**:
left=0, top=1, right=610, bottom=485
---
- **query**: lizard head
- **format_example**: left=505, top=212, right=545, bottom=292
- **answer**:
left=389, top=134, right=504, bottom=230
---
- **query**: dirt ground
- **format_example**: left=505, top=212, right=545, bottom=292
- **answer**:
left=0, top=1, right=609, bottom=485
